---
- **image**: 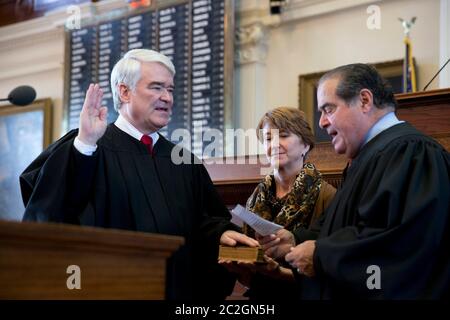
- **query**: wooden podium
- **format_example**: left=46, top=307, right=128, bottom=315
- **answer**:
left=0, top=220, right=184, bottom=299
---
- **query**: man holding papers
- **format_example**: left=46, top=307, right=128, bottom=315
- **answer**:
left=285, top=64, right=450, bottom=299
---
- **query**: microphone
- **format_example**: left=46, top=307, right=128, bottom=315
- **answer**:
left=423, top=58, right=450, bottom=91
left=0, top=85, right=36, bottom=106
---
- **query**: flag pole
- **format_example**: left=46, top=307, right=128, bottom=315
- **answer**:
left=399, top=17, right=417, bottom=93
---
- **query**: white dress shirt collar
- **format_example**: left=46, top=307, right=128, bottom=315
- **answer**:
left=362, top=111, right=404, bottom=147
left=114, top=114, right=160, bottom=145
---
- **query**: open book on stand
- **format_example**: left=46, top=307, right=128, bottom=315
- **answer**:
left=218, top=245, right=266, bottom=263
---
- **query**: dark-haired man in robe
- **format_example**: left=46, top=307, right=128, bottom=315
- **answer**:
left=284, top=63, right=449, bottom=299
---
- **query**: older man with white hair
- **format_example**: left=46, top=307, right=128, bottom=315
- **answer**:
left=21, top=49, right=258, bottom=300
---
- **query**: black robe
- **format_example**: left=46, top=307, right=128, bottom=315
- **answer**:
left=295, top=123, right=450, bottom=299
left=20, top=124, right=237, bottom=300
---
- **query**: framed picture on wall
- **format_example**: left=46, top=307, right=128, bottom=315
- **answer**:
left=0, top=98, right=52, bottom=221
left=298, top=59, right=404, bottom=142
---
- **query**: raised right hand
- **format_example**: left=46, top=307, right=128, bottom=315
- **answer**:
left=77, top=83, right=108, bottom=146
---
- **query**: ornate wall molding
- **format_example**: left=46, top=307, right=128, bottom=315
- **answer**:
left=281, top=0, right=382, bottom=23
left=233, top=0, right=383, bottom=66
left=0, top=59, right=62, bottom=81
left=0, top=26, right=63, bottom=52
left=235, top=0, right=279, bottom=27
left=235, top=23, right=269, bottom=65
left=236, top=0, right=382, bottom=28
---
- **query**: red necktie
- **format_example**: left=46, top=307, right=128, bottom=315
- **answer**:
left=140, top=135, right=153, bottom=155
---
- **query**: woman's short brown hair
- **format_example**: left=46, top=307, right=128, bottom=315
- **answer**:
left=257, top=106, right=315, bottom=153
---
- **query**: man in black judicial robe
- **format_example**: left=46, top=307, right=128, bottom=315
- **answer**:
left=283, top=63, right=450, bottom=299
left=20, top=49, right=258, bottom=300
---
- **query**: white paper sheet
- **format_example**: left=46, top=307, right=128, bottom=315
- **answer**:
left=231, top=204, right=283, bottom=236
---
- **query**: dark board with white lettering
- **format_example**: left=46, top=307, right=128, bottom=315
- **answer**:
left=64, top=0, right=233, bottom=158
left=67, top=26, right=97, bottom=130
left=158, top=2, right=190, bottom=140
left=97, top=19, right=127, bottom=124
